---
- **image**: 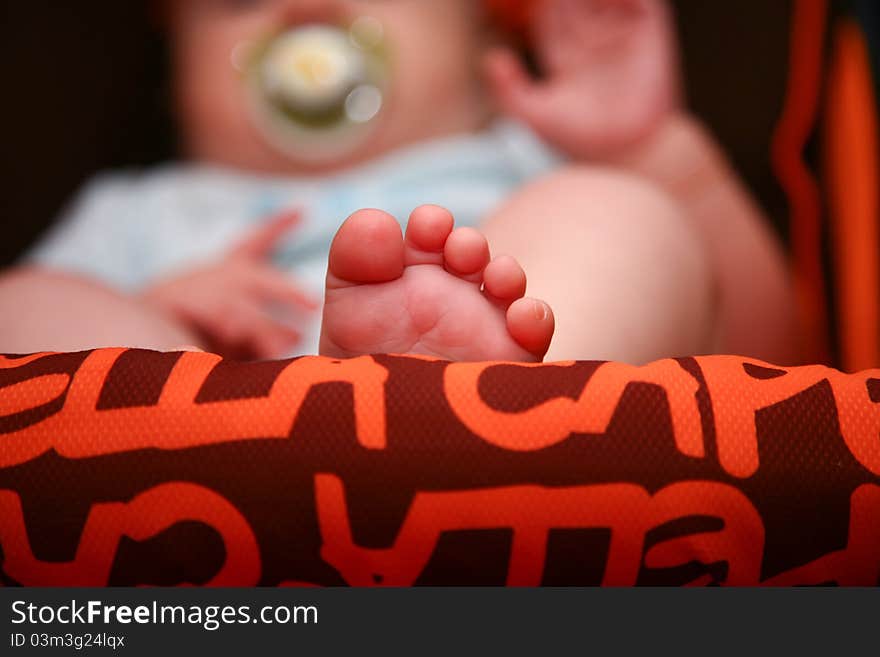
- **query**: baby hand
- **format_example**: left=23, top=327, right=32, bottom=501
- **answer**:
left=485, top=0, right=680, bottom=159
left=141, top=211, right=318, bottom=360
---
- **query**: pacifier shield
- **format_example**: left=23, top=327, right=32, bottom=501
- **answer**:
left=242, top=18, right=389, bottom=162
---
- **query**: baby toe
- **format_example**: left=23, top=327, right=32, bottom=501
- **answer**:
left=405, top=205, right=455, bottom=261
left=506, top=297, right=555, bottom=360
left=444, top=227, right=491, bottom=283
left=483, top=255, right=527, bottom=303
left=328, top=209, right=405, bottom=288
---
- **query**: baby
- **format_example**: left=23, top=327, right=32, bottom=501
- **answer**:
left=0, top=0, right=795, bottom=365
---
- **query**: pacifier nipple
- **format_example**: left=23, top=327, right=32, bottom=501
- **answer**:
left=240, top=17, right=389, bottom=162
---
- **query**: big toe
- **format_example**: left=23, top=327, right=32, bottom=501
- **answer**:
left=507, top=298, right=555, bottom=360
left=328, top=209, right=405, bottom=288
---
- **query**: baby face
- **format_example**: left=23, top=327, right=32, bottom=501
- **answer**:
left=167, top=0, right=491, bottom=173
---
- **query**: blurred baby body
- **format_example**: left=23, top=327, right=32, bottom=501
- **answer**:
left=31, top=122, right=559, bottom=355
left=18, top=0, right=795, bottom=364
left=28, top=1, right=560, bottom=357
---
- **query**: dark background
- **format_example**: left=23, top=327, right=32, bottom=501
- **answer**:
left=1, top=1, right=795, bottom=268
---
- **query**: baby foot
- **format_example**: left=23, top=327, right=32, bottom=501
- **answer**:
left=320, top=205, right=554, bottom=361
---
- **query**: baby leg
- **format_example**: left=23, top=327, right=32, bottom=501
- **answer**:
left=482, top=166, right=715, bottom=363
left=0, top=268, right=198, bottom=353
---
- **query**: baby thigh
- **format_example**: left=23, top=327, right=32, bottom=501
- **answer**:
left=481, top=166, right=715, bottom=363
left=0, top=268, right=198, bottom=353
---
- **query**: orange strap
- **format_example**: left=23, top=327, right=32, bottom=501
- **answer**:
left=824, top=19, right=880, bottom=372
left=771, top=0, right=830, bottom=364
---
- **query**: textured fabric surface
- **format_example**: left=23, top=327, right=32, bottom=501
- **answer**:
left=0, top=349, right=877, bottom=586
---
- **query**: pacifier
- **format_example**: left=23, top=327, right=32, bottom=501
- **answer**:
left=237, top=16, right=389, bottom=163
